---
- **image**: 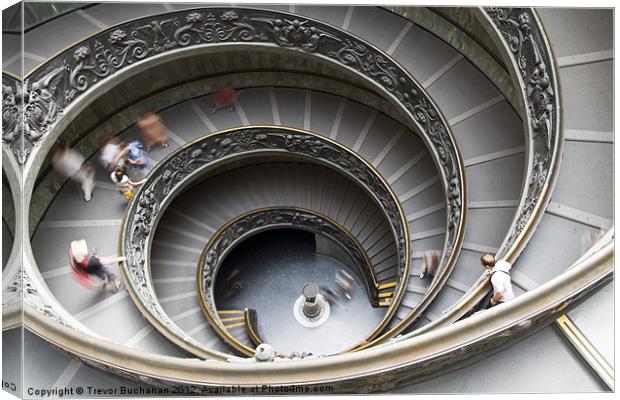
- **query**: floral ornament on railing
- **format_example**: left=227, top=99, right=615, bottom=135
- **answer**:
left=485, top=8, right=559, bottom=248
left=2, top=71, right=65, bottom=164
left=174, top=11, right=267, bottom=45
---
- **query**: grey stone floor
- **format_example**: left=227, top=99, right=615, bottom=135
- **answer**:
left=214, top=229, right=386, bottom=355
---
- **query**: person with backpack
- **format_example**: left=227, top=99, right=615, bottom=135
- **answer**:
left=480, top=253, right=515, bottom=306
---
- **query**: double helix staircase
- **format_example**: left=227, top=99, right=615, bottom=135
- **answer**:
left=2, top=3, right=613, bottom=394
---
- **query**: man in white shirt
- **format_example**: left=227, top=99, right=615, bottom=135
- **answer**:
left=481, top=253, right=515, bottom=306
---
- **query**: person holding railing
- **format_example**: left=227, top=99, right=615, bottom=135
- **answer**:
left=110, top=166, right=146, bottom=201
left=481, top=253, right=515, bottom=306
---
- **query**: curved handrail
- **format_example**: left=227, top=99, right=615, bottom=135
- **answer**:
left=197, top=207, right=393, bottom=356
left=402, top=7, right=563, bottom=337
left=23, top=236, right=612, bottom=390
left=11, top=7, right=466, bottom=356
left=120, top=126, right=411, bottom=359
left=244, top=308, right=265, bottom=348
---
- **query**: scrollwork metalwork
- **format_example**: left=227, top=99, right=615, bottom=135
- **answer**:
left=484, top=8, right=559, bottom=250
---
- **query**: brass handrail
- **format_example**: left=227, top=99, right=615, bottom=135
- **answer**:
left=244, top=308, right=264, bottom=348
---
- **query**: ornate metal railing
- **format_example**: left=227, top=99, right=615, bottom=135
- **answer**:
left=120, top=126, right=411, bottom=359
left=10, top=7, right=465, bottom=353
left=197, top=207, right=390, bottom=356
left=399, top=8, right=563, bottom=337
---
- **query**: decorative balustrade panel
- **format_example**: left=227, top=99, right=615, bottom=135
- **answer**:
left=397, top=7, right=563, bottom=335
left=485, top=7, right=561, bottom=254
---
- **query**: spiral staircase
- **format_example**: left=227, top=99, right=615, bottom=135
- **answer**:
left=1, top=3, right=614, bottom=395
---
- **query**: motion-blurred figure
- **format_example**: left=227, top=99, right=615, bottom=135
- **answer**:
left=114, top=139, right=150, bottom=179
left=335, top=269, right=355, bottom=300
left=70, top=239, right=124, bottom=293
left=137, top=112, right=168, bottom=151
left=321, top=287, right=339, bottom=306
left=52, top=144, right=95, bottom=202
left=580, top=228, right=609, bottom=254
left=419, top=249, right=441, bottom=279
left=223, top=268, right=244, bottom=299
left=211, top=88, right=238, bottom=114
left=99, top=137, right=126, bottom=171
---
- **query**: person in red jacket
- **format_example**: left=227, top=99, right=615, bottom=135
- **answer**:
left=70, top=239, right=124, bottom=293
left=211, top=88, right=238, bottom=114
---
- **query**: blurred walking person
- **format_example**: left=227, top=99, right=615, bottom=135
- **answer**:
left=211, top=88, right=238, bottom=114
left=99, top=137, right=126, bottom=171
left=419, top=249, right=441, bottom=279
left=137, top=112, right=168, bottom=151
left=335, top=269, right=356, bottom=300
left=114, top=139, right=150, bottom=179
left=52, top=144, right=95, bottom=202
